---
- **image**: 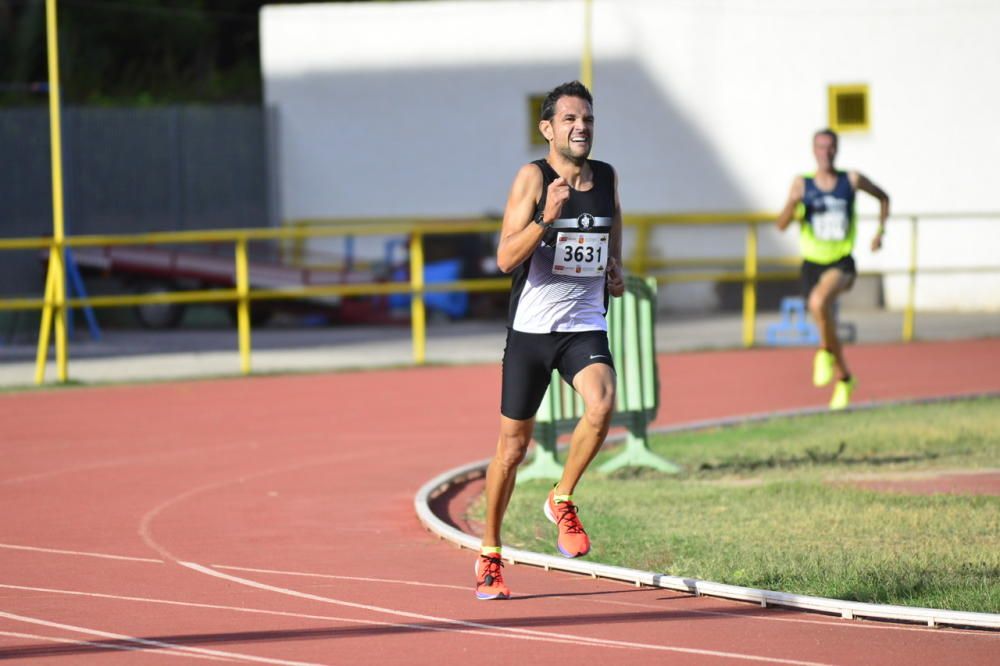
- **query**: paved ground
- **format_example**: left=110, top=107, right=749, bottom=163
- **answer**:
left=2, top=308, right=997, bottom=388
left=1, top=340, right=998, bottom=665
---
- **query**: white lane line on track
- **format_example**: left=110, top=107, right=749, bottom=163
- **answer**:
left=212, top=565, right=469, bottom=591
left=0, top=542, right=163, bottom=564
left=212, top=563, right=997, bottom=638
left=1, top=543, right=984, bottom=638
left=0, top=611, right=317, bottom=664
left=0, top=583, right=604, bottom=650
left=182, top=562, right=837, bottom=666
left=0, top=630, right=230, bottom=660
left=138, top=451, right=376, bottom=563
left=0, top=442, right=254, bottom=486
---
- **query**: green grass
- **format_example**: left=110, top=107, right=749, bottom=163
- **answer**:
left=473, top=397, right=1000, bottom=613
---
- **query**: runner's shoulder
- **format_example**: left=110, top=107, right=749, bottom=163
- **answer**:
left=511, top=162, right=545, bottom=197
left=588, top=159, right=616, bottom=176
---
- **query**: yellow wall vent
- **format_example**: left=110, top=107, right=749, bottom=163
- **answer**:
left=528, top=94, right=547, bottom=146
left=828, top=84, right=870, bottom=133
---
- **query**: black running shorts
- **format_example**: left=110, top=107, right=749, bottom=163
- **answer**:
left=500, top=329, right=614, bottom=421
left=801, top=255, right=856, bottom=299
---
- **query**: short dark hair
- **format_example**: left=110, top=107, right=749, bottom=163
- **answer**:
left=814, top=128, right=839, bottom=145
left=540, top=80, right=593, bottom=121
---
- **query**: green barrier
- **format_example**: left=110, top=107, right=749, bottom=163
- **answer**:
left=518, top=275, right=679, bottom=482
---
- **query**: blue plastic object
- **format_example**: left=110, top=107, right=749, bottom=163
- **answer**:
left=64, top=248, right=102, bottom=341
left=388, top=258, right=469, bottom=319
left=765, top=297, right=856, bottom=346
left=765, top=297, right=820, bottom=346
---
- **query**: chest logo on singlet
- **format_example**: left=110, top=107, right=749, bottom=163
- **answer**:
left=577, top=213, right=595, bottom=230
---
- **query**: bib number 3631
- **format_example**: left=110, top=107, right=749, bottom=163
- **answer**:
left=553, top=233, right=609, bottom=276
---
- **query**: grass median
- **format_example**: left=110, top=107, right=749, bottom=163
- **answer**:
left=472, top=396, right=1000, bottom=613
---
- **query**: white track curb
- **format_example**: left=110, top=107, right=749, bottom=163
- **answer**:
left=414, top=394, right=1000, bottom=631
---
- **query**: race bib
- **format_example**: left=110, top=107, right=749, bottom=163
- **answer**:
left=811, top=196, right=849, bottom=241
left=552, top=232, right=608, bottom=276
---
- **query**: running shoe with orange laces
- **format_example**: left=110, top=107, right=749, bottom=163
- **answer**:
left=474, top=553, right=510, bottom=600
left=543, top=489, right=591, bottom=558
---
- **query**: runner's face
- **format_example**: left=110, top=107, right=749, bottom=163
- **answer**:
left=541, top=96, right=593, bottom=163
left=813, top=134, right=837, bottom=170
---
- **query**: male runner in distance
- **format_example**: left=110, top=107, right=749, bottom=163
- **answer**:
left=777, top=128, right=890, bottom=409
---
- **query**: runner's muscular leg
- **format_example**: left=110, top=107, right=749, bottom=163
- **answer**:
left=557, top=363, right=616, bottom=496
left=482, top=415, right=534, bottom=547
left=807, top=268, right=855, bottom=379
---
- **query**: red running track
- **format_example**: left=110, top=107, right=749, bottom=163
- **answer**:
left=0, top=339, right=998, bottom=665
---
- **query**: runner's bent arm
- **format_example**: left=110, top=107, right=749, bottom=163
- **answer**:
left=851, top=171, right=891, bottom=251
left=607, top=166, right=625, bottom=297
left=776, top=176, right=805, bottom=231
left=496, top=165, right=569, bottom=273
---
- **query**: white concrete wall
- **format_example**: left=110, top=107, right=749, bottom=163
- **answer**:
left=261, top=0, right=1000, bottom=311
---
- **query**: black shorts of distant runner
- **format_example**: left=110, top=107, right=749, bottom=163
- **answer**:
left=801, top=255, right=857, bottom=299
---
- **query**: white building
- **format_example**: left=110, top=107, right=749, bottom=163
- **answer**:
left=261, top=0, right=1000, bottom=311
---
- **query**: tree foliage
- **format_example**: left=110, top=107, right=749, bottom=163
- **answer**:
left=0, top=0, right=366, bottom=105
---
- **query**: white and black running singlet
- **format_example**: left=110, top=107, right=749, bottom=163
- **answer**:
left=507, top=159, right=616, bottom=333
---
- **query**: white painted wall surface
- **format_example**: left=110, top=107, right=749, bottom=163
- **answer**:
left=261, top=0, right=1000, bottom=311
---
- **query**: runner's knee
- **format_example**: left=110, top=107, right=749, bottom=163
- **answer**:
left=582, top=390, right=615, bottom=428
left=495, top=431, right=531, bottom=469
left=807, top=291, right=829, bottom=318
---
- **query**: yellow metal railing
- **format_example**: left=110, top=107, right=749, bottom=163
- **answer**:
left=1, top=212, right=997, bottom=384
left=0, top=220, right=511, bottom=383
left=622, top=211, right=1000, bottom=347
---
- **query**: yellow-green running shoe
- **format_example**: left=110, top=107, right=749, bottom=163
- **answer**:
left=829, top=377, right=857, bottom=410
left=813, top=349, right=835, bottom=386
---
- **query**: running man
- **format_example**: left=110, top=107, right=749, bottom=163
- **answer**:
left=475, top=81, right=625, bottom=600
left=777, top=128, right=890, bottom=409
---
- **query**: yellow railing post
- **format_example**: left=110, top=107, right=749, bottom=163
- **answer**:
left=35, top=0, right=70, bottom=384
left=235, top=237, right=252, bottom=374
left=33, top=255, right=57, bottom=384
left=633, top=218, right=650, bottom=276
left=581, top=0, right=593, bottom=90
left=291, top=220, right=305, bottom=267
left=410, top=232, right=426, bottom=365
left=902, top=215, right=918, bottom=342
left=52, top=243, right=68, bottom=381
left=741, top=222, right=758, bottom=348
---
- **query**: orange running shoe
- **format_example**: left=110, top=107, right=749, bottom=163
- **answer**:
left=474, top=553, right=510, bottom=600
left=543, top=489, right=591, bottom=558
